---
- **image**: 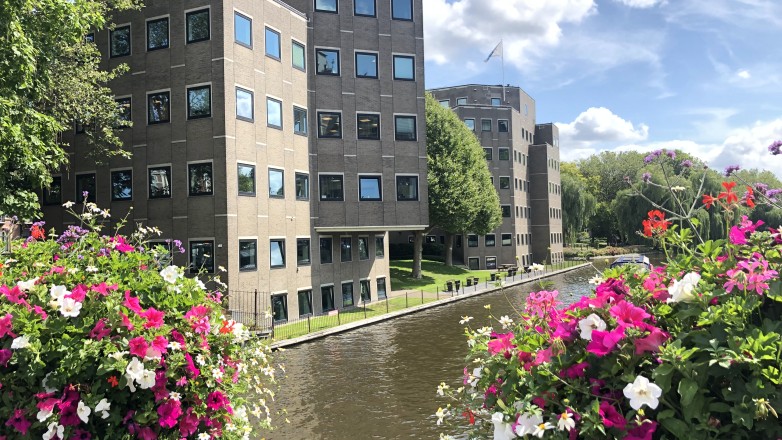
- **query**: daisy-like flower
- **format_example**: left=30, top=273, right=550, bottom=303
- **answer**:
left=436, top=382, right=449, bottom=396
left=513, top=413, right=543, bottom=437
left=623, top=375, right=663, bottom=410
left=588, top=275, right=604, bottom=285
left=168, top=341, right=182, bottom=351
left=435, top=407, right=447, bottom=425
left=557, top=411, right=576, bottom=432
left=85, top=266, right=99, bottom=273
left=198, top=433, right=211, bottom=440
left=459, top=316, right=473, bottom=325
left=498, top=315, right=514, bottom=329
left=531, top=263, right=545, bottom=272
left=169, top=392, right=181, bottom=401
left=578, top=313, right=607, bottom=340
left=212, top=368, right=224, bottom=381
left=532, top=421, right=554, bottom=438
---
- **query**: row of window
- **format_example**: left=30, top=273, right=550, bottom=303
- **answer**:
left=108, top=8, right=210, bottom=58
left=440, top=97, right=504, bottom=108
left=271, top=277, right=389, bottom=322
left=314, top=48, right=416, bottom=80
left=315, top=0, right=414, bottom=20
left=466, top=234, right=514, bottom=247
left=548, top=159, right=561, bottom=170
left=551, top=232, right=563, bottom=244
left=466, top=118, right=509, bottom=133
left=549, top=182, right=561, bottom=195
left=550, top=208, right=562, bottom=219
left=514, top=150, right=528, bottom=165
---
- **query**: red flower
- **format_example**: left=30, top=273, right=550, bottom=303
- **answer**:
left=702, top=193, right=716, bottom=209
left=718, top=181, right=738, bottom=204
left=30, top=225, right=45, bottom=240
left=462, top=409, right=475, bottom=425
left=107, top=376, right=119, bottom=387
left=743, top=186, right=756, bottom=208
left=642, top=210, right=671, bottom=237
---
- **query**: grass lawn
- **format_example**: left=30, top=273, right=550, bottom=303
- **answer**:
left=389, top=259, right=495, bottom=293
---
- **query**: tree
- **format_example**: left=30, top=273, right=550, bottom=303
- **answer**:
left=561, top=162, right=596, bottom=245
left=414, top=94, right=500, bottom=276
left=1, top=0, right=142, bottom=220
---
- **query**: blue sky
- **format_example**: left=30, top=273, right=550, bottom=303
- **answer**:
left=423, top=0, right=782, bottom=177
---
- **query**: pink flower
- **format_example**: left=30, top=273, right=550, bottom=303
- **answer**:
left=532, top=347, right=553, bottom=366
left=179, top=408, right=200, bottom=437
left=206, top=390, right=228, bottom=411
left=487, top=332, right=516, bottom=358
left=128, top=337, right=149, bottom=358
left=562, top=362, right=589, bottom=379
left=157, top=399, right=182, bottom=428
left=119, top=312, right=135, bottom=331
left=146, top=336, right=169, bottom=359
left=4, top=409, right=31, bottom=434
left=0, top=349, right=12, bottom=367
left=551, top=319, right=577, bottom=342
left=729, top=226, right=747, bottom=245
left=91, top=282, right=118, bottom=296
left=609, top=301, right=650, bottom=328
left=624, top=419, right=657, bottom=440
left=634, top=326, right=670, bottom=355
left=89, top=319, right=112, bottom=341
left=171, top=330, right=186, bottom=348
left=33, top=305, right=48, bottom=320
left=137, top=426, right=157, bottom=440
left=184, top=305, right=210, bottom=321
left=66, top=284, right=88, bottom=302
left=525, top=290, right=561, bottom=318
left=124, top=290, right=144, bottom=314
left=0, top=313, right=16, bottom=338
left=111, top=236, right=136, bottom=253
left=71, top=429, right=92, bottom=440
left=184, top=353, right=200, bottom=378
left=586, top=327, right=625, bottom=357
left=599, top=401, right=626, bottom=431
left=0, top=285, right=26, bottom=304
left=141, top=308, right=165, bottom=329
left=192, top=317, right=211, bottom=335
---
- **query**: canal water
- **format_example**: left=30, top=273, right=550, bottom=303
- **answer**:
left=268, top=262, right=609, bottom=439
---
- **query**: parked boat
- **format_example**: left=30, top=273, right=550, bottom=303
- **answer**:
left=609, top=254, right=651, bottom=271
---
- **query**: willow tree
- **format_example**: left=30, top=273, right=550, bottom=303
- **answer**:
left=561, top=162, right=596, bottom=245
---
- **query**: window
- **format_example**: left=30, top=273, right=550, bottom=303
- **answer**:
left=85, top=33, right=94, bottom=43
left=239, top=239, right=257, bottom=271
left=315, top=0, right=338, bottom=12
left=438, top=99, right=449, bottom=108
left=358, top=237, right=369, bottom=260
left=342, top=282, right=354, bottom=307
left=355, top=52, right=378, bottom=78
left=468, top=257, right=479, bottom=270
left=486, top=257, right=497, bottom=270
left=147, top=91, right=170, bottom=124
left=499, top=148, right=510, bottom=161
left=377, top=278, right=387, bottom=299
left=394, top=115, right=416, bottom=141
left=111, top=170, right=132, bottom=201
left=186, top=9, right=210, bottom=43
left=393, top=55, right=414, bottom=80
left=237, top=164, right=256, bottom=196
left=292, top=40, right=306, bottom=70
left=187, top=85, right=211, bottom=119
left=266, top=97, right=282, bottom=128
left=502, top=234, right=513, bottom=246
left=396, top=175, right=418, bottom=201
left=485, top=234, right=496, bottom=247
left=501, top=205, right=511, bottom=218
left=355, top=0, right=376, bottom=16
left=43, top=176, right=62, bottom=205
left=146, top=17, right=169, bottom=51
left=499, top=176, right=510, bottom=190
left=234, top=12, right=252, bottom=48
left=295, top=173, right=309, bottom=200
left=316, top=49, right=340, bottom=75
left=375, top=236, right=384, bottom=258
left=483, top=148, right=493, bottom=161
left=320, top=237, right=333, bottom=264
left=467, top=234, right=478, bottom=247
left=319, top=174, right=344, bottom=201
left=188, top=162, right=213, bottom=196
left=189, top=240, right=214, bottom=274
left=116, top=97, right=132, bottom=123
left=110, top=25, right=131, bottom=58
left=321, top=286, right=335, bottom=312
left=265, top=27, right=280, bottom=59
left=271, top=294, right=288, bottom=322
left=341, top=237, right=352, bottom=262
left=76, top=174, right=96, bottom=203
left=293, top=106, right=308, bottom=135
left=298, top=290, right=313, bottom=316
left=456, top=97, right=467, bottom=105
left=392, top=0, right=413, bottom=20
left=297, top=239, right=311, bottom=265
left=481, top=119, right=492, bottom=131
left=491, top=98, right=501, bottom=107
left=359, top=175, right=382, bottom=201
left=360, top=279, right=371, bottom=302
left=270, top=239, right=285, bottom=268
left=318, top=111, right=342, bottom=138
left=148, top=166, right=171, bottom=199
left=356, top=113, right=380, bottom=140
left=236, top=87, right=253, bottom=121
left=464, top=119, right=475, bottom=131
left=268, top=168, right=284, bottom=198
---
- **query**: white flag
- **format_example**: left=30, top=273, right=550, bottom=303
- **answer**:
left=484, top=40, right=503, bottom=62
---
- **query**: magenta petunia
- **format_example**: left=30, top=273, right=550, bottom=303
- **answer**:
left=89, top=318, right=112, bottom=341
left=4, top=409, right=31, bottom=434
left=634, top=326, right=670, bottom=354
left=206, top=390, right=229, bottom=411
left=179, top=408, right=200, bottom=437
left=598, top=401, right=626, bottom=430
left=141, top=307, right=165, bottom=329
left=0, top=285, right=26, bottom=304
left=137, top=426, right=157, bottom=440
left=67, top=284, right=88, bottom=302
left=487, top=332, right=516, bottom=357
left=184, top=353, right=200, bottom=378
left=0, top=349, right=12, bottom=367
left=624, top=419, right=658, bottom=440
left=124, top=290, right=144, bottom=314
left=562, top=362, right=590, bottom=379
left=609, top=301, right=650, bottom=328
left=586, top=327, right=625, bottom=357
left=128, top=336, right=149, bottom=358
left=0, top=313, right=15, bottom=339
left=157, top=399, right=182, bottom=428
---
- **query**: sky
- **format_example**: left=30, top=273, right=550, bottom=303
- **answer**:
left=423, top=0, right=782, bottom=178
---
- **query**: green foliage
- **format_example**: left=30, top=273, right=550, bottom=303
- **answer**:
left=561, top=163, right=596, bottom=244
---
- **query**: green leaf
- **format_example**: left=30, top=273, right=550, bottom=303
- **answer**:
left=661, top=417, right=690, bottom=439
left=678, top=377, right=698, bottom=406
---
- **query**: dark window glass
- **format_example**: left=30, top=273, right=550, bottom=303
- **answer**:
left=267, top=97, right=282, bottom=128
left=486, top=257, right=497, bottom=270
left=265, top=27, right=281, bottom=59
left=319, top=174, right=344, bottom=201
left=268, top=168, right=284, bottom=198
left=357, top=113, right=380, bottom=139
left=295, top=173, right=309, bottom=200
left=396, top=175, right=418, bottom=201
left=394, top=115, right=416, bottom=141
left=298, top=290, right=313, bottom=316
left=392, top=0, right=413, bottom=20
left=272, top=294, right=288, bottom=322
left=238, top=164, right=255, bottom=196
left=358, top=237, right=369, bottom=260
left=110, top=25, right=131, bottom=57
left=147, top=17, right=169, bottom=51
left=340, top=237, right=352, bottom=262
left=43, top=176, right=62, bottom=206
left=355, top=0, right=376, bottom=16
left=239, top=240, right=257, bottom=271
left=147, top=91, right=170, bottom=124
left=270, top=239, right=285, bottom=268
left=342, top=282, right=354, bottom=307
left=502, top=205, right=511, bottom=218
left=464, top=119, right=475, bottom=130
left=467, top=234, right=478, bottom=247
left=485, top=234, right=496, bottom=247
left=360, top=279, right=371, bottom=302
left=355, top=52, right=378, bottom=78
left=498, top=120, right=508, bottom=132
left=189, top=240, right=214, bottom=273
left=375, top=236, right=384, bottom=258
left=85, top=33, right=95, bottom=43
left=188, top=163, right=213, bottom=196
left=187, top=85, right=211, bottom=119
left=320, top=237, right=333, bottom=264
left=76, top=174, right=96, bottom=203
left=315, top=0, right=338, bottom=12
left=318, top=112, right=342, bottom=138
left=292, top=41, right=306, bottom=71
left=456, top=97, right=467, bottom=105
left=234, top=12, right=252, bottom=47
left=499, top=148, right=510, bottom=160
left=111, top=170, right=133, bottom=201
left=321, top=286, right=335, bottom=312
left=499, top=176, right=510, bottom=190
left=481, top=119, right=492, bottom=131
left=236, top=88, right=253, bottom=121
left=359, top=176, right=382, bottom=201
left=297, top=239, right=311, bottom=265
left=293, top=106, right=308, bottom=135
left=468, top=257, right=479, bottom=270
left=438, top=99, right=449, bottom=108
left=491, top=98, right=501, bottom=106
left=186, top=9, right=210, bottom=43
left=393, top=55, right=415, bottom=80
left=116, top=97, right=132, bottom=123
left=376, top=278, right=387, bottom=299
left=484, top=148, right=493, bottom=161
left=148, top=166, right=171, bottom=199
left=316, top=49, right=340, bottom=75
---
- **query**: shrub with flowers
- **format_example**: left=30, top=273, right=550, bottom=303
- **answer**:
left=436, top=146, right=782, bottom=439
left=0, top=202, right=279, bottom=439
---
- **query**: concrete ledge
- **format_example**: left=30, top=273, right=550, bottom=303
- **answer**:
left=270, top=263, right=589, bottom=350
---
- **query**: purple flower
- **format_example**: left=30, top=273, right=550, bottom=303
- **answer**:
left=643, top=150, right=663, bottom=164
left=769, top=140, right=782, bottom=155
left=724, top=165, right=741, bottom=177
left=680, top=160, right=692, bottom=168
left=766, top=189, right=782, bottom=202
left=666, top=150, right=676, bottom=159
left=754, top=183, right=769, bottom=194
left=642, top=172, right=652, bottom=183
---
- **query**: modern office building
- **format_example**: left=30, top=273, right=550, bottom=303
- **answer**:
left=40, top=0, right=428, bottom=322
left=427, top=84, right=563, bottom=269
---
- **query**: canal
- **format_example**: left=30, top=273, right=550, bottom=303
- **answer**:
left=268, top=262, right=608, bottom=439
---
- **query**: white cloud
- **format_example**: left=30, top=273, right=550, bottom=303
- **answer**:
left=614, top=0, right=665, bottom=8
left=737, top=69, right=751, bottom=80
left=558, top=107, right=649, bottom=148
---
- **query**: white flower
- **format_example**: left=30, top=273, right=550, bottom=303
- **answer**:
left=43, top=422, right=64, bottom=440
left=125, top=358, right=145, bottom=381
left=198, top=433, right=211, bottom=440
left=514, top=413, right=543, bottom=437
left=218, top=265, right=227, bottom=273
left=623, top=375, right=662, bottom=410
left=50, top=285, right=70, bottom=304
left=109, top=351, right=128, bottom=361
left=459, top=316, right=473, bottom=325
left=42, top=372, right=56, bottom=393
left=16, top=278, right=37, bottom=291
left=37, top=408, right=53, bottom=423
left=470, top=367, right=482, bottom=388
left=476, top=326, right=493, bottom=337
left=532, top=421, right=554, bottom=438
left=59, top=297, right=82, bottom=318
left=578, top=313, right=607, bottom=340
left=169, top=392, right=181, bottom=401
left=77, top=400, right=91, bottom=423
left=196, top=354, right=206, bottom=366
left=168, top=341, right=182, bottom=351
left=498, top=315, right=514, bottom=329
left=138, top=369, right=156, bottom=389
left=492, top=412, right=517, bottom=440
left=667, top=272, right=701, bottom=303
left=212, top=368, right=224, bottom=381
left=62, top=201, right=75, bottom=209
left=671, top=186, right=686, bottom=192
left=531, top=263, right=545, bottom=272
left=85, top=266, right=99, bottom=273
left=557, top=411, right=576, bottom=432
left=435, top=407, right=447, bottom=425
left=159, top=265, right=181, bottom=284
left=588, top=275, right=604, bottom=285
left=95, top=398, right=111, bottom=419
left=11, top=335, right=30, bottom=349
left=196, top=279, right=206, bottom=290
left=436, top=382, right=449, bottom=396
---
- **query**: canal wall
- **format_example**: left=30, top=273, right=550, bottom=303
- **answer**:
left=270, top=263, right=590, bottom=350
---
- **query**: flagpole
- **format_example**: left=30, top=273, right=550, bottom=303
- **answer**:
left=501, top=39, right=505, bottom=102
